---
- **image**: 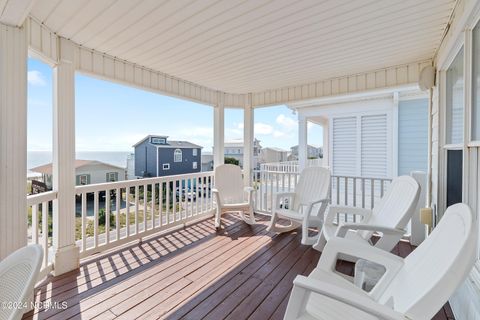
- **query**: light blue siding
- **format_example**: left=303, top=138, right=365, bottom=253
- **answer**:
left=398, top=99, right=428, bottom=175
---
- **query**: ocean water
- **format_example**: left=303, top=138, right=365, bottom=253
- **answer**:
left=28, top=151, right=132, bottom=176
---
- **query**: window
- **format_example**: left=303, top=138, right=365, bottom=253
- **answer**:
left=106, top=172, right=118, bottom=182
left=78, top=174, right=89, bottom=185
left=473, top=23, right=480, bottom=140
left=446, top=47, right=464, bottom=145
left=151, top=137, right=166, bottom=144
left=174, top=149, right=182, bottom=162
left=163, top=163, right=170, bottom=170
left=193, top=148, right=197, bottom=156
left=193, top=161, right=197, bottom=169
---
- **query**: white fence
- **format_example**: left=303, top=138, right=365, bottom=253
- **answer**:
left=27, top=190, right=57, bottom=279
left=253, top=169, right=392, bottom=219
left=75, top=171, right=215, bottom=258
left=259, top=158, right=324, bottom=173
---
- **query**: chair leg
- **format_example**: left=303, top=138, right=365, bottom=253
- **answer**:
left=267, top=211, right=301, bottom=233
left=240, top=205, right=256, bottom=225
left=215, top=206, right=222, bottom=229
left=301, top=224, right=323, bottom=246
left=313, top=231, right=327, bottom=251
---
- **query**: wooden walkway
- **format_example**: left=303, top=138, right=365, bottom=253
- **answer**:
left=23, top=213, right=454, bottom=320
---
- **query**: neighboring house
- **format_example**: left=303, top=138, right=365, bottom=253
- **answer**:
left=215, top=139, right=262, bottom=168
left=126, top=153, right=137, bottom=179
left=290, top=90, right=428, bottom=178
left=201, top=152, right=214, bottom=172
left=289, top=145, right=323, bottom=160
left=134, top=135, right=202, bottom=177
left=259, top=147, right=289, bottom=164
left=30, top=160, right=126, bottom=189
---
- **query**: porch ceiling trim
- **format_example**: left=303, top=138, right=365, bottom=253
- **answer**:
left=26, top=16, right=431, bottom=109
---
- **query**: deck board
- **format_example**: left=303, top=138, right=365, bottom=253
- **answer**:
left=23, top=213, right=453, bottom=320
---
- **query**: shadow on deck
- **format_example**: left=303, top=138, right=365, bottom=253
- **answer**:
left=23, top=213, right=454, bottom=320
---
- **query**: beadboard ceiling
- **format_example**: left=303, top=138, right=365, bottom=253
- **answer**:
left=30, top=0, right=455, bottom=94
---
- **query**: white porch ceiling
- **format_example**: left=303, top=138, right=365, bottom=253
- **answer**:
left=30, top=0, right=455, bottom=94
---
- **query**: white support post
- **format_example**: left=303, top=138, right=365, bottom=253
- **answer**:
left=243, top=94, right=254, bottom=185
left=213, top=93, right=225, bottom=168
left=298, top=115, right=308, bottom=171
left=52, top=38, right=79, bottom=275
left=0, top=23, right=28, bottom=260
left=320, top=118, right=329, bottom=167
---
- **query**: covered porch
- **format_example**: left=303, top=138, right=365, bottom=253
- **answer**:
left=1, top=0, right=479, bottom=319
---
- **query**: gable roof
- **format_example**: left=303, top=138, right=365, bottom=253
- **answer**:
left=30, top=160, right=125, bottom=174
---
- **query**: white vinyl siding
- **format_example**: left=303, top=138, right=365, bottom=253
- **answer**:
left=398, top=99, right=428, bottom=175
left=332, top=117, right=357, bottom=176
left=361, top=114, right=387, bottom=177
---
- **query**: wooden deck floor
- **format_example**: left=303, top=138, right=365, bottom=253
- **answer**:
left=24, top=213, right=454, bottom=320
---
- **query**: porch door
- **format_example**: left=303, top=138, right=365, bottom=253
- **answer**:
left=443, top=46, right=464, bottom=214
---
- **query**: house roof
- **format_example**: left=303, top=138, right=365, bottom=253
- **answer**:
left=263, top=147, right=288, bottom=152
left=133, top=135, right=202, bottom=149
left=30, top=160, right=125, bottom=175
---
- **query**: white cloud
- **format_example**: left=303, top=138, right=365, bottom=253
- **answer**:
left=28, top=70, right=47, bottom=86
left=254, top=122, right=274, bottom=135
left=276, top=114, right=297, bottom=130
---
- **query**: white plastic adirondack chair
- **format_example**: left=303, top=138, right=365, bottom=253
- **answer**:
left=284, top=203, right=477, bottom=320
left=212, top=164, right=255, bottom=228
left=0, top=245, right=43, bottom=320
left=314, top=176, right=419, bottom=253
left=267, top=167, right=331, bottom=245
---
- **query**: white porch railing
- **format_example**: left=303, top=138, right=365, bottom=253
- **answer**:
left=75, top=171, right=214, bottom=258
left=27, top=190, right=57, bottom=279
left=253, top=168, right=392, bottom=222
left=259, top=158, right=324, bottom=172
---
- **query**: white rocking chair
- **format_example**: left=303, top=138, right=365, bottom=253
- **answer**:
left=0, top=245, right=43, bottom=320
left=314, top=176, right=419, bottom=253
left=284, top=203, right=478, bottom=320
left=267, top=167, right=331, bottom=245
left=212, top=164, right=256, bottom=228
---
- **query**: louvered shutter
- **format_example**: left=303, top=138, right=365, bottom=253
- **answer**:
left=332, top=116, right=357, bottom=176
left=361, top=114, right=387, bottom=177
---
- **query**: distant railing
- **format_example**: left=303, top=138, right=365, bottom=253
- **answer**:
left=27, top=190, right=57, bottom=279
left=259, top=158, right=324, bottom=173
left=75, top=171, right=215, bottom=258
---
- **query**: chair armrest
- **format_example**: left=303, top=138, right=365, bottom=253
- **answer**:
left=336, top=223, right=405, bottom=238
left=291, top=275, right=405, bottom=320
left=244, top=186, right=254, bottom=203
left=301, top=198, right=330, bottom=218
left=318, top=238, right=404, bottom=298
left=324, top=206, right=372, bottom=225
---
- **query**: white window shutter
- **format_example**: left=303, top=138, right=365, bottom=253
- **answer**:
left=332, top=116, right=357, bottom=176
left=361, top=114, right=387, bottom=177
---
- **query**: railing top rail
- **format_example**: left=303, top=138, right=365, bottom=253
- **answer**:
left=331, top=175, right=393, bottom=181
left=27, top=190, right=58, bottom=206
left=75, top=171, right=214, bottom=193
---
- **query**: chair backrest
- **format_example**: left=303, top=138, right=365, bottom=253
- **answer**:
left=292, top=167, right=331, bottom=212
left=0, top=245, right=43, bottom=320
left=214, top=164, right=245, bottom=203
left=378, top=203, right=477, bottom=319
left=359, top=176, right=419, bottom=239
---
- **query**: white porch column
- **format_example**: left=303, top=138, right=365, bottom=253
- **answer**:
left=320, top=118, right=329, bottom=167
left=298, top=115, right=308, bottom=171
left=213, top=93, right=225, bottom=168
left=0, top=23, right=28, bottom=260
left=243, top=94, right=254, bottom=185
left=52, top=39, right=79, bottom=275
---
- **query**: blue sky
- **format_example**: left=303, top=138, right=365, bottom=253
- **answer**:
left=28, top=58, right=323, bottom=152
